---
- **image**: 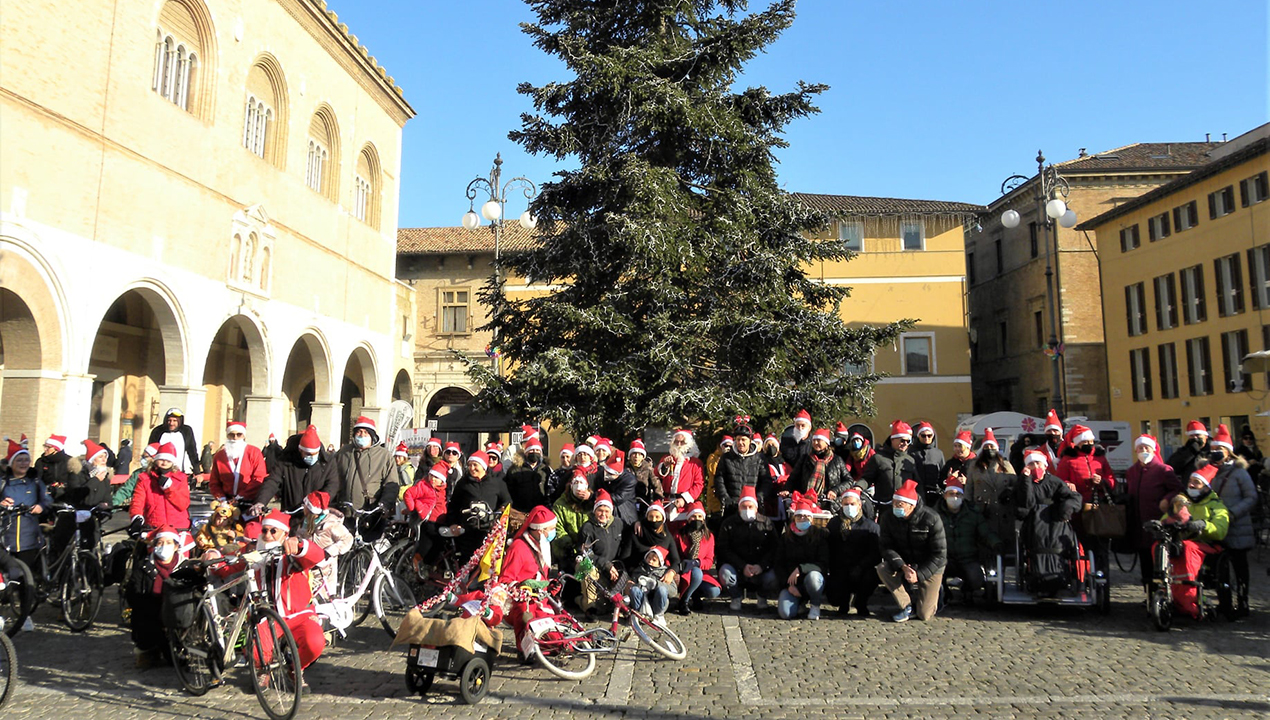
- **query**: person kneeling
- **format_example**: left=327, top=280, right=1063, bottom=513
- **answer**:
left=877, top=480, right=947, bottom=622
left=775, top=492, right=828, bottom=620
left=937, top=472, right=1000, bottom=605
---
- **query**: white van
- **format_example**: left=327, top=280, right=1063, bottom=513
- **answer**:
left=955, top=412, right=1134, bottom=476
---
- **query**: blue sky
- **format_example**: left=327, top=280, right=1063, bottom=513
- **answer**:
left=330, top=0, right=1269, bottom=229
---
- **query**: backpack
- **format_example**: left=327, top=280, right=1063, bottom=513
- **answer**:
left=161, top=565, right=205, bottom=630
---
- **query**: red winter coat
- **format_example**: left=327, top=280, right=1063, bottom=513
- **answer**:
left=499, top=535, right=551, bottom=586
left=674, top=529, right=721, bottom=590
left=403, top=481, right=446, bottom=522
left=208, top=446, right=268, bottom=502
left=660, top=458, right=705, bottom=503
left=1055, top=448, right=1116, bottom=503
left=130, top=469, right=191, bottom=529
left=263, top=539, right=326, bottom=621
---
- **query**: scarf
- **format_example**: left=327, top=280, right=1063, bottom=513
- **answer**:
left=807, top=450, right=830, bottom=495
left=685, top=522, right=709, bottom=561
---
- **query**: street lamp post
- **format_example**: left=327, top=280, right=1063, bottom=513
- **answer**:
left=999, top=151, right=1078, bottom=419
left=461, top=153, right=538, bottom=377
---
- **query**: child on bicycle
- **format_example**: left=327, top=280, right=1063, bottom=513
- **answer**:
left=293, top=491, right=352, bottom=601
left=497, top=505, right=558, bottom=659
left=404, top=462, right=449, bottom=576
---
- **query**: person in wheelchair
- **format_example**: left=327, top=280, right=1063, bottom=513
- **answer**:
left=1159, top=464, right=1230, bottom=620
left=1010, top=449, right=1083, bottom=596
left=937, top=471, right=1001, bottom=604
left=125, top=525, right=188, bottom=668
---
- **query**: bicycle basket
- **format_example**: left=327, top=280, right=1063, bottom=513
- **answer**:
left=161, top=568, right=205, bottom=630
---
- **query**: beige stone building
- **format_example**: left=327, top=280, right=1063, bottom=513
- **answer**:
left=968, top=143, right=1220, bottom=421
left=0, top=0, right=416, bottom=457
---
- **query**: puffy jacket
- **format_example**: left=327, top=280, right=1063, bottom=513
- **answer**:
left=255, top=434, right=340, bottom=512
left=791, top=448, right=850, bottom=498
left=825, top=514, right=880, bottom=574
left=1166, top=439, right=1210, bottom=481
left=445, top=473, right=511, bottom=532
left=1, top=473, right=52, bottom=552
left=596, top=469, right=639, bottom=527
left=1168, top=489, right=1229, bottom=544
left=780, top=435, right=810, bottom=469
left=716, top=513, right=777, bottom=570
left=879, top=500, right=947, bottom=582
left=59, top=460, right=112, bottom=509
left=909, top=438, right=946, bottom=499
left=1011, top=472, right=1082, bottom=524
left=862, top=444, right=917, bottom=505
left=774, top=523, right=829, bottom=579
left=111, top=467, right=145, bottom=507
left=32, top=449, right=70, bottom=487
left=550, top=492, right=594, bottom=560
left=403, top=480, right=446, bottom=522
left=505, top=458, right=552, bottom=512
left=1124, top=457, right=1183, bottom=550
left=578, top=517, right=627, bottom=574
left=714, top=450, right=764, bottom=510
left=1055, top=446, right=1116, bottom=503
left=333, top=443, right=397, bottom=509
left=1211, top=459, right=1256, bottom=549
left=208, top=445, right=268, bottom=502
left=936, top=501, right=1000, bottom=563
left=130, top=468, right=192, bottom=529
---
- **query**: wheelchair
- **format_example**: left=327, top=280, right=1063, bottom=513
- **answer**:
left=988, top=524, right=1110, bottom=613
left=1143, top=520, right=1245, bottom=631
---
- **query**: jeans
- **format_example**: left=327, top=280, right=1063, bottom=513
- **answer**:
left=719, top=564, right=779, bottom=599
left=945, top=558, right=986, bottom=594
left=628, top=583, right=669, bottom=617
left=681, top=564, right=721, bottom=604
left=777, top=570, right=824, bottom=619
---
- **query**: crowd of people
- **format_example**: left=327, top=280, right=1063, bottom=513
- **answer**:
left=0, top=406, right=1261, bottom=675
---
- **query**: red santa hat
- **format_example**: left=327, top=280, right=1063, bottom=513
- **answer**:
left=520, top=424, right=540, bottom=442
left=559, top=443, right=575, bottom=458
left=444, top=441, right=461, bottom=454
left=394, top=442, right=409, bottom=458
left=225, top=420, right=247, bottom=435
left=299, top=425, right=322, bottom=453
left=834, top=421, right=850, bottom=438
left=585, top=435, right=601, bottom=448
left=953, top=430, right=973, bottom=449
left=1134, top=434, right=1158, bottom=451
left=468, top=452, right=489, bottom=470
left=980, top=427, right=1000, bottom=450
left=1023, top=446, right=1050, bottom=468
left=426, top=437, right=442, bottom=451
left=752, top=433, right=763, bottom=445
left=594, top=437, right=613, bottom=454
left=790, top=491, right=818, bottom=515
left=686, top=502, right=706, bottom=521
left=262, top=509, right=291, bottom=533
left=1212, top=424, right=1234, bottom=452
left=574, top=444, right=596, bottom=458
left=428, top=462, right=450, bottom=483
left=1186, top=420, right=1209, bottom=437
left=943, top=472, right=966, bottom=494
left=153, top=442, right=178, bottom=464
left=1044, top=410, right=1063, bottom=433
left=485, top=441, right=502, bottom=458
left=152, top=524, right=182, bottom=544
left=889, top=420, right=913, bottom=441
left=811, top=428, right=832, bottom=444
left=672, top=428, right=693, bottom=443
left=524, top=436, right=543, bottom=452
left=304, top=491, right=330, bottom=515
left=893, top=479, right=921, bottom=506
left=628, top=439, right=646, bottom=456
left=83, top=439, right=109, bottom=463
left=1191, top=464, right=1219, bottom=486
left=269, top=433, right=278, bottom=443
left=352, top=415, right=377, bottom=433
left=44, top=434, right=67, bottom=451
left=914, top=422, right=934, bottom=437
left=644, top=545, right=669, bottom=565
left=594, top=489, right=614, bottom=512
left=604, top=456, right=625, bottom=477
left=5, top=440, right=28, bottom=464
left=645, top=501, right=666, bottom=519
left=764, top=433, right=779, bottom=448
left=1069, top=425, right=1095, bottom=445
left=738, top=485, right=759, bottom=507
left=844, top=486, right=863, bottom=501
left=516, top=506, right=557, bottom=540
left=143, top=442, right=160, bottom=458
left=794, top=409, right=812, bottom=425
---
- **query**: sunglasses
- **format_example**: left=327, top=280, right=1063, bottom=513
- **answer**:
left=444, top=450, right=459, bottom=455
left=262, top=527, right=285, bottom=536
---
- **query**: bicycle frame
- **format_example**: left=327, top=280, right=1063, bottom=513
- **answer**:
left=190, top=549, right=283, bottom=672
left=522, top=578, right=617, bottom=656
left=316, top=547, right=391, bottom=634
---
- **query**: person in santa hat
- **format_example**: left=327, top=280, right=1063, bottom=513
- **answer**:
left=550, top=471, right=594, bottom=569
left=775, top=492, right=828, bottom=620
left=333, top=416, right=398, bottom=529
left=826, top=486, right=881, bottom=616
left=1124, top=434, right=1182, bottom=597
left=936, top=471, right=1000, bottom=605
left=656, top=429, right=705, bottom=513
left=840, top=432, right=875, bottom=488
left=792, top=428, right=849, bottom=500
left=50, top=439, right=113, bottom=559
left=1164, top=465, right=1230, bottom=617
left=262, top=432, right=284, bottom=475
left=571, top=443, right=598, bottom=489
left=253, top=425, right=339, bottom=517
left=965, top=427, right=1016, bottom=552
left=716, top=486, right=778, bottom=611
left=629, top=501, right=681, bottom=576
left=715, top=418, right=764, bottom=517
left=129, top=441, right=192, bottom=534
left=876, top=479, right=946, bottom=622
left=125, top=524, right=190, bottom=668
left=672, top=502, right=721, bottom=615
left=626, top=439, right=662, bottom=506
left=293, top=491, right=352, bottom=600
left=440, top=441, right=465, bottom=501
left=447, top=446, right=512, bottom=562
left=862, top=421, right=918, bottom=506
left=246, top=509, right=328, bottom=670
left=909, top=422, right=946, bottom=504
left=404, top=462, right=450, bottom=575
left=1205, top=425, right=1255, bottom=617
left=1, top=439, right=51, bottom=570
left=780, top=409, right=814, bottom=468
left=597, top=454, right=638, bottom=528
left=1168, top=420, right=1212, bottom=482
left=484, top=441, right=508, bottom=484
left=1011, top=448, right=1083, bottom=595
left=413, top=437, right=444, bottom=481
left=1055, top=424, right=1117, bottom=575
left=391, top=442, right=416, bottom=500
left=506, top=436, right=551, bottom=512
left=1041, top=409, right=1065, bottom=467
left=32, top=433, right=72, bottom=489
left=759, top=433, right=791, bottom=518
left=546, top=443, right=576, bottom=504
left=940, top=430, right=976, bottom=483
left=498, top=505, right=559, bottom=654
left=576, top=489, right=626, bottom=613
left=209, top=421, right=268, bottom=506
left=112, top=442, right=159, bottom=507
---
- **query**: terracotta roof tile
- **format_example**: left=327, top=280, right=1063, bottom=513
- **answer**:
left=1054, top=142, right=1220, bottom=173
left=397, top=224, right=538, bottom=255
left=791, top=193, right=983, bottom=217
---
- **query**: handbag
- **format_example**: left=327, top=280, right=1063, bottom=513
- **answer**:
left=1082, top=489, right=1127, bottom=538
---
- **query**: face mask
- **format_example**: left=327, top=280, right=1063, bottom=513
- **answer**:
left=945, top=496, right=963, bottom=511
left=140, top=457, right=152, bottom=470
left=545, top=528, right=557, bottom=543
left=1136, top=451, right=1153, bottom=464
left=687, top=520, right=705, bottom=532
left=1208, top=451, right=1226, bottom=464
left=892, top=506, right=908, bottom=518
left=1047, top=436, right=1061, bottom=448
left=302, top=454, right=318, bottom=466
left=1080, top=445, right=1095, bottom=455
left=355, top=435, right=371, bottom=449
left=154, top=465, right=170, bottom=476
left=1187, top=487, right=1204, bottom=499
left=843, top=504, right=860, bottom=519
left=154, top=544, right=176, bottom=563
left=526, top=452, right=541, bottom=465
left=793, top=519, right=812, bottom=532
left=983, top=447, right=997, bottom=458
left=1030, top=467, right=1046, bottom=481
left=739, top=507, right=757, bottom=522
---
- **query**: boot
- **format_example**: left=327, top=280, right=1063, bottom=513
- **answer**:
left=676, top=597, right=692, bottom=616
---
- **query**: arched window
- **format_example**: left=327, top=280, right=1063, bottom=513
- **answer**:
left=230, top=233, right=242, bottom=278
left=354, top=143, right=382, bottom=229
left=306, top=105, right=340, bottom=200
left=243, top=233, right=257, bottom=283
left=243, top=56, right=288, bottom=167
left=152, top=1, right=213, bottom=117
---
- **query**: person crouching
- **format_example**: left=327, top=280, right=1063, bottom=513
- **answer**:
left=877, top=479, right=947, bottom=622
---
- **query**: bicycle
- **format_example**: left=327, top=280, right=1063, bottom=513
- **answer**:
left=0, top=504, right=109, bottom=631
left=315, top=527, right=416, bottom=639
left=513, top=577, right=616, bottom=680
left=166, top=546, right=303, bottom=720
left=0, top=555, right=35, bottom=638
left=596, top=566, right=687, bottom=661
left=333, top=505, right=415, bottom=630
left=393, top=530, right=461, bottom=614
left=0, top=626, right=14, bottom=709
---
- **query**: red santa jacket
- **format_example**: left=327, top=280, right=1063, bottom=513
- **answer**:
left=841, top=447, right=875, bottom=483
left=674, top=528, right=721, bottom=589
left=130, top=469, right=192, bottom=529
left=403, top=481, right=446, bottom=522
left=659, top=457, right=705, bottom=503
left=261, top=539, right=326, bottom=621
left=499, top=535, right=550, bottom=586
left=1055, top=450, right=1116, bottom=503
left=209, top=445, right=268, bottom=502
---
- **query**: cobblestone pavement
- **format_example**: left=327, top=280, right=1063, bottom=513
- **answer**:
left=4, top=554, right=1268, bottom=719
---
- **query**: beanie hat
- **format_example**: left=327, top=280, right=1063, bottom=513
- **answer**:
left=893, top=479, right=920, bottom=506
left=304, top=491, right=330, bottom=514
left=299, top=425, right=322, bottom=453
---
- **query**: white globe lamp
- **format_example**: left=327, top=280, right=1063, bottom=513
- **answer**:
left=519, top=211, right=537, bottom=230
left=1046, top=198, right=1067, bottom=220
left=461, top=211, right=480, bottom=230
left=1001, top=209, right=1021, bottom=229
left=1059, top=209, right=1078, bottom=228
left=481, top=199, right=502, bottom=221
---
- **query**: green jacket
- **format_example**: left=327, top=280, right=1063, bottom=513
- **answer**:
left=936, top=501, right=1001, bottom=563
left=111, top=467, right=145, bottom=507
left=551, top=493, right=594, bottom=560
left=1165, top=490, right=1230, bottom=544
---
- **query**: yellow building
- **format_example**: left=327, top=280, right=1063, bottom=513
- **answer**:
left=0, top=0, right=416, bottom=454
left=399, top=193, right=980, bottom=446
left=1081, top=125, right=1270, bottom=457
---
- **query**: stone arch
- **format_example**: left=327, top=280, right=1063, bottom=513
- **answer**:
left=392, top=368, right=412, bottom=402
left=340, top=344, right=378, bottom=443
left=0, top=232, right=68, bottom=371
left=425, top=386, right=475, bottom=419
left=98, top=279, right=190, bottom=387
left=199, top=313, right=270, bottom=432
left=154, top=0, right=218, bottom=119
left=245, top=52, right=289, bottom=168
left=280, top=328, right=333, bottom=433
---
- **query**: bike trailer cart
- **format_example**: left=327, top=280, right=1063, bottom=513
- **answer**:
left=395, top=611, right=500, bottom=704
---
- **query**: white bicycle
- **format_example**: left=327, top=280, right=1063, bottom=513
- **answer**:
left=319, top=522, right=416, bottom=639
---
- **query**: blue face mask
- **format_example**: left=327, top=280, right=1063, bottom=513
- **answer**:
left=545, top=528, right=557, bottom=543
left=302, top=454, right=318, bottom=467
left=355, top=435, right=372, bottom=449
left=794, top=519, right=812, bottom=532
left=1187, top=487, right=1203, bottom=499
left=893, top=506, right=908, bottom=518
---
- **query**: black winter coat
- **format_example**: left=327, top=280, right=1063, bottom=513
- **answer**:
left=791, top=449, right=850, bottom=497
left=716, top=514, right=777, bottom=570
left=909, top=440, right=946, bottom=499
left=780, top=435, right=810, bottom=470
left=505, top=460, right=552, bottom=512
left=33, top=450, right=71, bottom=488
left=596, top=469, right=638, bottom=527
left=714, top=450, right=764, bottom=510
left=578, top=517, right=627, bottom=574
left=628, top=519, right=681, bottom=569
left=1167, top=439, right=1210, bottom=481
left=826, top=514, right=881, bottom=575
left=878, top=500, right=947, bottom=582
left=255, top=434, right=339, bottom=512
left=774, top=524, right=829, bottom=579
left=863, top=445, right=917, bottom=505
left=59, top=463, right=112, bottom=509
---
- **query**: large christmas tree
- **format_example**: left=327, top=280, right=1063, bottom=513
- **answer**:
left=466, top=0, right=908, bottom=439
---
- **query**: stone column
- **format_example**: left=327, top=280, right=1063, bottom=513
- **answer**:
left=0, top=369, right=66, bottom=447
left=309, top=402, right=344, bottom=451
left=60, top=372, right=96, bottom=450
left=244, top=395, right=289, bottom=447
left=158, top=385, right=208, bottom=450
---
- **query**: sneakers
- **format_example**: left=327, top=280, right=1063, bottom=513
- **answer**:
left=892, top=605, right=914, bottom=623
left=729, top=596, right=743, bottom=612
left=653, top=614, right=667, bottom=627
left=807, top=605, right=821, bottom=621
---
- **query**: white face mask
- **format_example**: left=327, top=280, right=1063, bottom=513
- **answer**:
left=843, top=503, right=861, bottom=519
left=945, top=496, right=963, bottom=511
left=154, top=544, right=176, bottom=563
left=739, top=506, right=757, bottom=522
left=1137, top=450, right=1154, bottom=465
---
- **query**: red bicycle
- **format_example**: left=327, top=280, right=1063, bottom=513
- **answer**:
left=596, top=567, right=687, bottom=661
left=515, top=577, right=616, bottom=680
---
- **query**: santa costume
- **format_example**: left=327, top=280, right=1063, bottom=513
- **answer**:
left=497, top=505, right=558, bottom=656
left=253, top=510, right=327, bottom=669
left=209, top=421, right=269, bottom=502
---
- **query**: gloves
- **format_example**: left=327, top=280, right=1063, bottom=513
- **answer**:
left=128, top=516, right=144, bottom=539
left=161, top=477, right=173, bottom=491
left=1184, top=519, right=1207, bottom=534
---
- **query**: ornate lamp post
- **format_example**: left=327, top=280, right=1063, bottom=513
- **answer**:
left=999, top=151, right=1079, bottom=418
left=461, top=153, right=538, bottom=377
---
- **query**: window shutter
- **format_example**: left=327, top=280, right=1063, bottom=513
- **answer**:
left=1162, top=212, right=1170, bottom=236
left=1154, top=279, right=1164, bottom=330
left=1125, top=286, right=1135, bottom=334
left=1222, top=333, right=1232, bottom=391
left=1233, top=256, right=1245, bottom=313
left=1173, top=207, right=1182, bottom=230
left=1195, top=269, right=1206, bottom=321
left=1209, top=193, right=1217, bottom=219
left=1250, top=249, right=1261, bottom=310
left=1243, top=179, right=1252, bottom=207
left=1167, top=275, right=1178, bottom=327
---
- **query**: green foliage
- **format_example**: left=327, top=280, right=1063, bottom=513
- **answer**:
left=464, top=0, right=909, bottom=439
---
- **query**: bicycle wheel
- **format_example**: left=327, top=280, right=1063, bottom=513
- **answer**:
left=381, top=539, right=412, bottom=577
left=630, top=611, right=687, bottom=660
left=247, top=606, right=302, bottom=720
left=337, top=547, right=373, bottom=627
left=1149, top=589, right=1172, bottom=631
left=0, top=631, right=15, bottom=709
left=1, top=558, right=34, bottom=638
left=373, top=571, right=417, bottom=639
left=60, top=552, right=103, bottom=632
left=530, top=622, right=597, bottom=680
left=168, top=605, right=219, bottom=696
left=391, top=550, right=445, bottom=616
